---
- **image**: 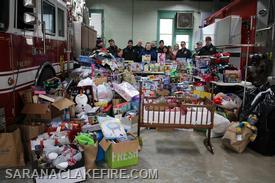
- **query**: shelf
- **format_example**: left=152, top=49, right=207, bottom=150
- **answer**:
left=215, top=44, right=255, bottom=49
left=210, top=81, right=253, bottom=88
left=133, top=72, right=166, bottom=75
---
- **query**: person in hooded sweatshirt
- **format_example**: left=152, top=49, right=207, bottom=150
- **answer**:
left=123, top=40, right=135, bottom=60
left=176, top=41, right=192, bottom=59
left=107, top=39, right=118, bottom=56
left=140, top=42, right=157, bottom=62
left=198, top=36, right=217, bottom=56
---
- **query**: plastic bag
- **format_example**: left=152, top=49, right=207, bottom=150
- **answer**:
left=96, top=83, right=113, bottom=103
left=97, top=116, right=127, bottom=140
left=214, top=93, right=242, bottom=110
left=222, top=122, right=253, bottom=153
left=240, top=83, right=269, bottom=120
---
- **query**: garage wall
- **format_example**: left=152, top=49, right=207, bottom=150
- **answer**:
left=87, top=0, right=223, bottom=48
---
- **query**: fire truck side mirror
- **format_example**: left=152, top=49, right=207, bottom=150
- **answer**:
left=24, top=13, right=36, bottom=25
left=23, top=0, right=35, bottom=8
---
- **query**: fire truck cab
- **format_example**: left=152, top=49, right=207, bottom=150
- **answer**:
left=0, top=0, right=72, bottom=126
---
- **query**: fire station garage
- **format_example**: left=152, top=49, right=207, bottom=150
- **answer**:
left=0, top=0, right=275, bottom=182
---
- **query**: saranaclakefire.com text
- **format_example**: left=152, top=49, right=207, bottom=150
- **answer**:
left=5, top=168, right=159, bottom=180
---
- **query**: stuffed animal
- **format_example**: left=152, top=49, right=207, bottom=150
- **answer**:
left=247, top=114, right=258, bottom=126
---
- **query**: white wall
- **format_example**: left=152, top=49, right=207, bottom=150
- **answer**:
left=87, top=0, right=217, bottom=48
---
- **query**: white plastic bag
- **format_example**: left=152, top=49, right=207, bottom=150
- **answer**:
left=96, top=83, right=113, bottom=102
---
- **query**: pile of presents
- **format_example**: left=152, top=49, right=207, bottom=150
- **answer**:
left=0, top=69, right=142, bottom=181
left=194, top=53, right=242, bottom=83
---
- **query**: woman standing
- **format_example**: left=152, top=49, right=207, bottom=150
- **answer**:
left=163, top=46, right=175, bottom=60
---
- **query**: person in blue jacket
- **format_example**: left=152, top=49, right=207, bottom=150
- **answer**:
left=140, top=42, right=157, bottom=61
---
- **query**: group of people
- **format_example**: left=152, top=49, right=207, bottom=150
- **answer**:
left=95, top=36, right=217, bottom=62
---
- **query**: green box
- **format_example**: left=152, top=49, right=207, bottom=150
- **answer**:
left=105, top=149, right=138, bottom=168
left=100, top=135, right=139, bottom=168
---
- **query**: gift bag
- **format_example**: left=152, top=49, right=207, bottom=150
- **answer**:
left=222, top=122, right=253, bottom=153
left=0, top=127, right=25, bottom=167
left=81, top=143, right=98, bottom=170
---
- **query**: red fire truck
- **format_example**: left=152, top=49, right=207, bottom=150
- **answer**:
left=0, top=0, right=74, bottom=126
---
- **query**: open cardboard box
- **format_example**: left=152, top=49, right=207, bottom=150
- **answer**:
left=21, top=98, right=75, bottom=121
left=19, top=122, right=47, bottom=161
left=99, top=133, right=140, bottom=168
left=20, top=122, right=46, bottom=142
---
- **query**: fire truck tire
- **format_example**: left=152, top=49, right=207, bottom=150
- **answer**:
left=36, top=66, right=56, bottom=86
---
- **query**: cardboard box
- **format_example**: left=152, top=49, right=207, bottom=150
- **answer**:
left=21, top=98, right=75, bottom=121
left=113, top=102, right=131, bottom=115
left=193, top=90, right=212, bottom=99
left=32, top=151, right=86, bottom=183
left=18, top=89, right=33, bottom=104
left=100, top=134, right=140, bottom=168
left=21, top=103, right=50, bottom=121
left=20, top=123, right=46, bottom=141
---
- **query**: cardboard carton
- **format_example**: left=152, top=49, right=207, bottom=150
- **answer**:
left=100, top=134, right=140, bottom=168
left=32, top=150, right=86, bottom=183
left=20, top=123, right=46, bottom=141
left=21, top=103, right=50, bottom=121
left=18, top=89, right=33, bottom=104
left=21, top=98, right=75, bottom=121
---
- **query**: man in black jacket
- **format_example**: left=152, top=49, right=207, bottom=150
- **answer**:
left=198, top=36, right=217, bottom=56
left=176, top=41, right=192, bottom=59
left=107, top=39, right=118, bottom=57
left=133, top=40, right=144, bottom=62
left=123, top=40, right=135, bottom=61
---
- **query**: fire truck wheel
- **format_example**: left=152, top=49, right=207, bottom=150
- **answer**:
left=36, top=66, right=56, bottom=86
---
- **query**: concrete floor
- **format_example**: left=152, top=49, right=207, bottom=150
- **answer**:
left=1, top=129, right=275, bottom=183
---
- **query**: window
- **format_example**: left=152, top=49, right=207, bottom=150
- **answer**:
left=176, top=35, right=190, bottom=49
left=158, top=11, right=193, bottom=49
left=159, top=19, right=173, bottom=46
left=90, top=11, right=103, bottom=37
left=16, top=0, right=34, bottom=30
left=0, top=0, right=9, bottom=31
left=42, top=1, right=55, bottom=35
left=58, top=8, right=65, bottom=37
